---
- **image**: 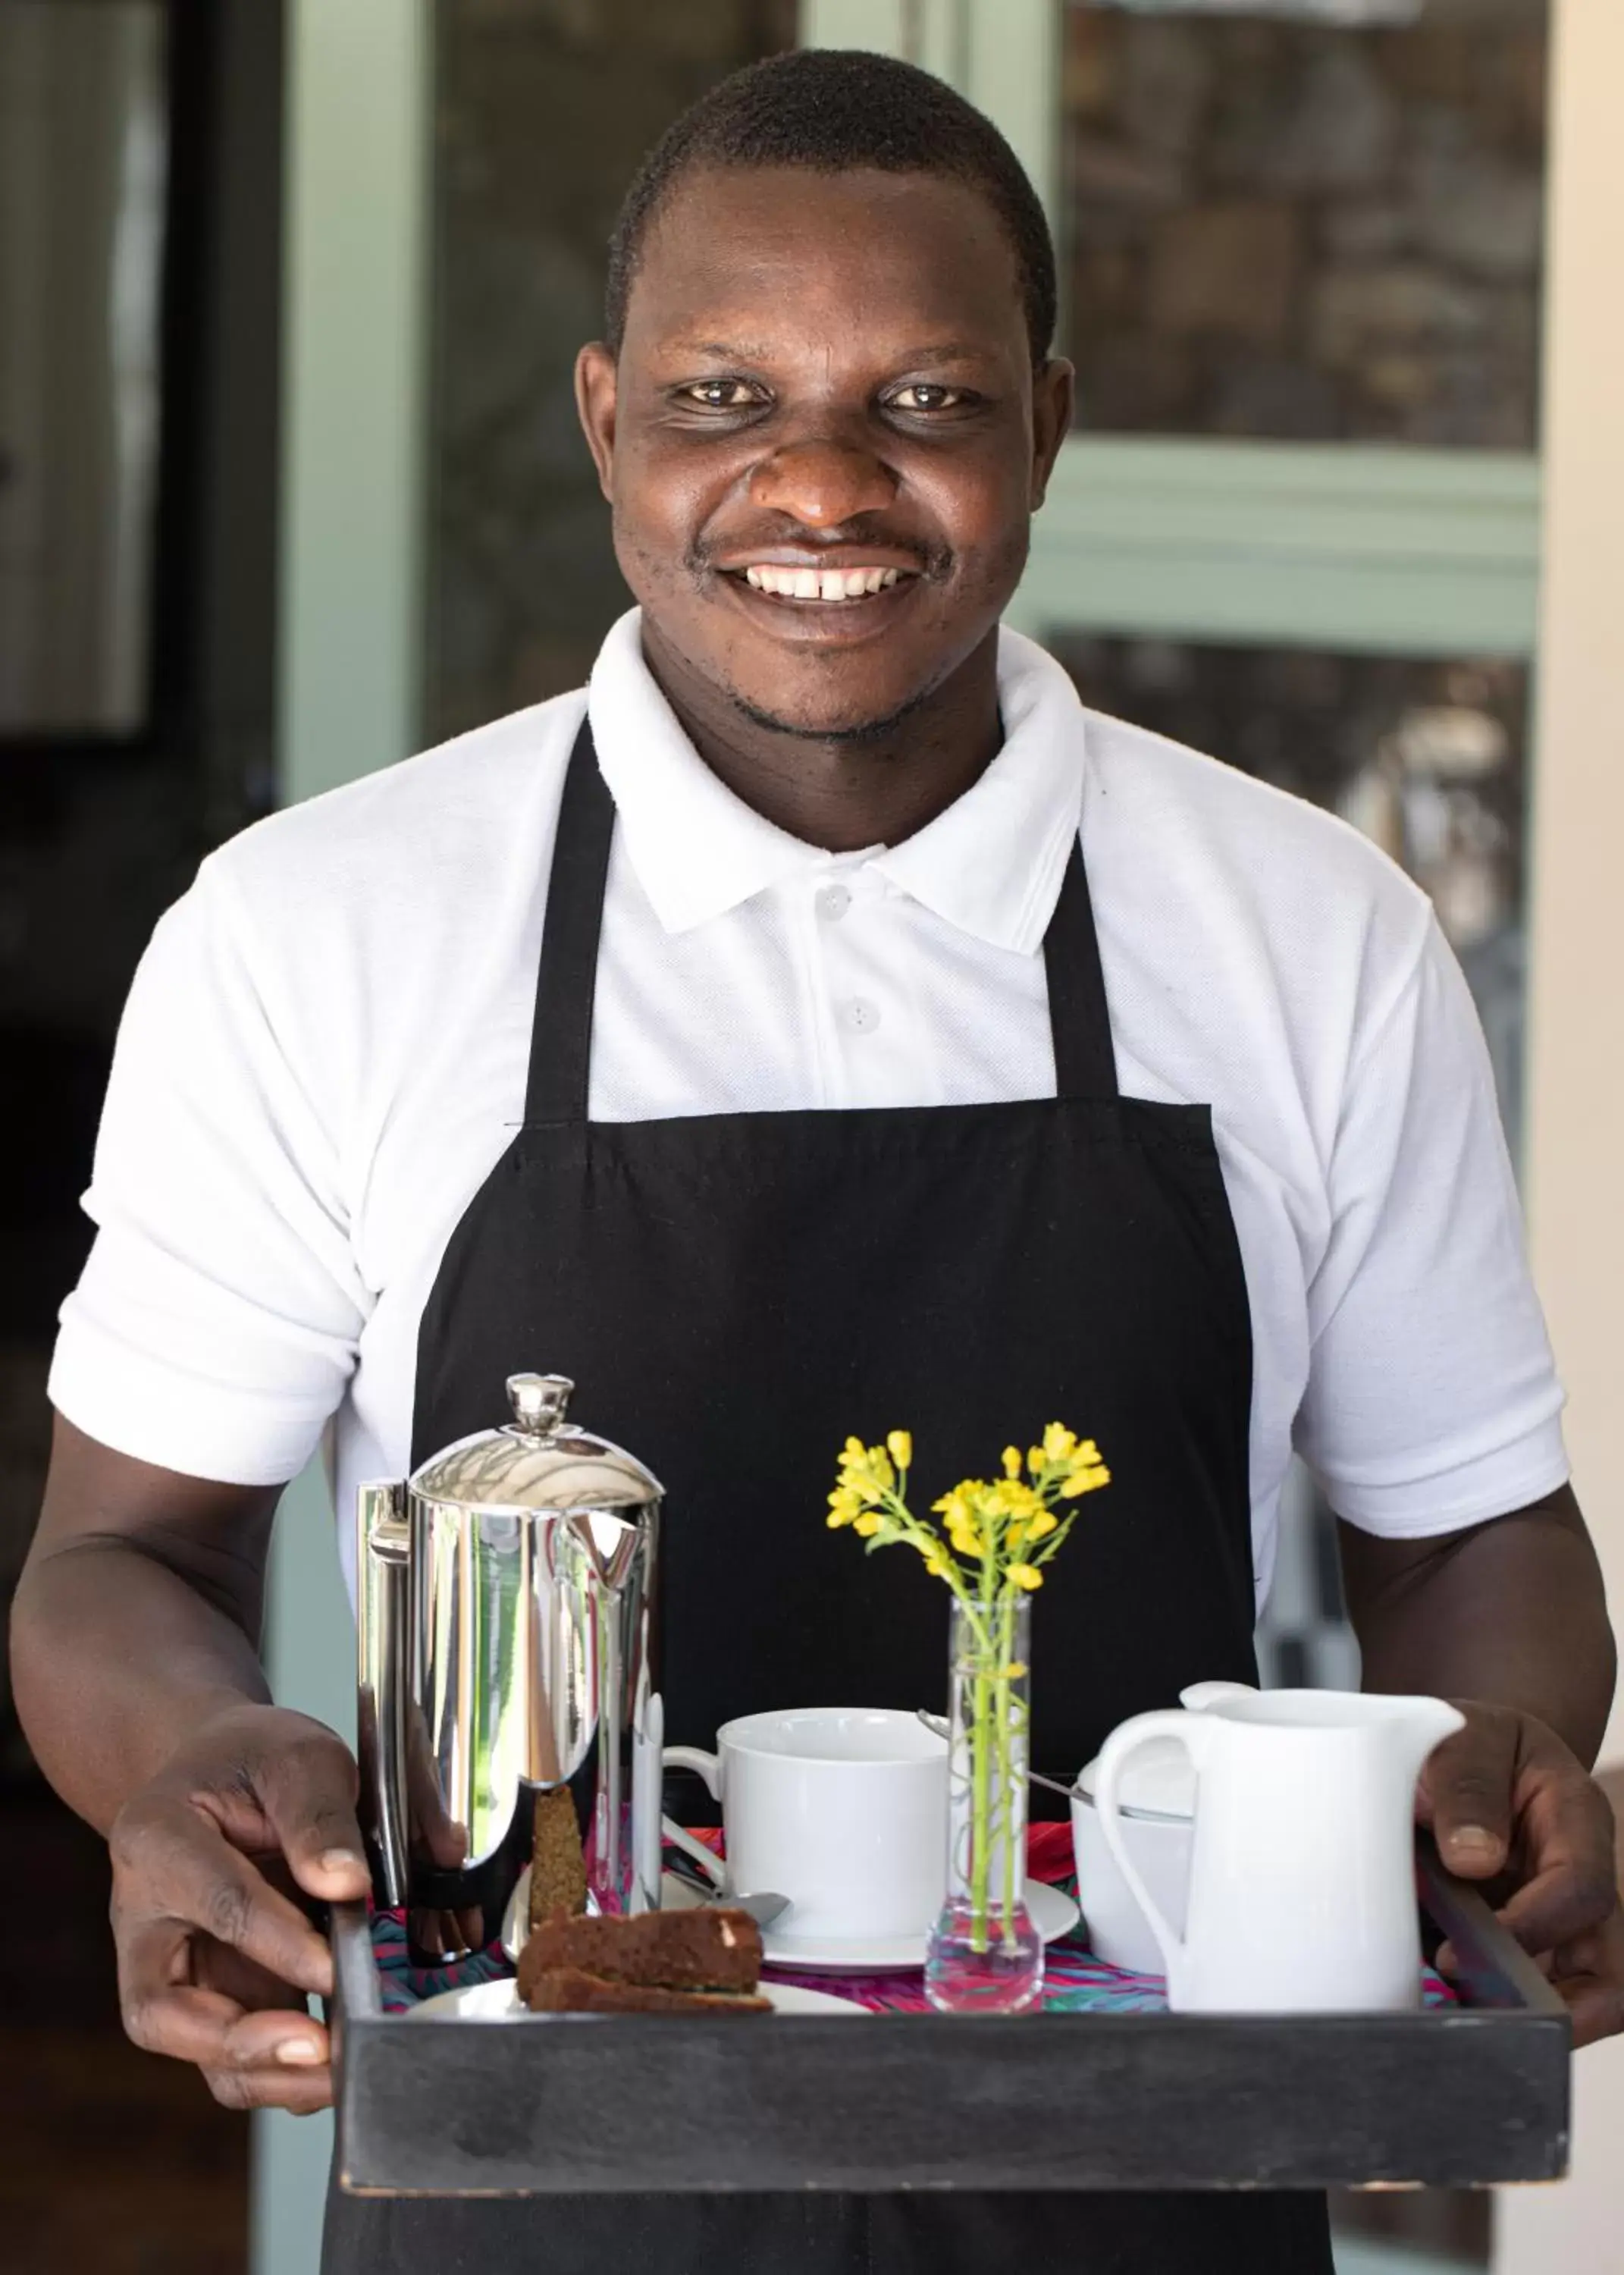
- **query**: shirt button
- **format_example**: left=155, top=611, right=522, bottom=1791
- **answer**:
left=816, top=883, right=853, bottom=922
left=841, top=997, right=881, bottom=1036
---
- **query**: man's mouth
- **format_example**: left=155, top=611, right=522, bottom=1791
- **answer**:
left=738, top=563, right=912, bottom=603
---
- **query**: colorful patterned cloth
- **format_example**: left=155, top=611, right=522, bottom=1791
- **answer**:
left=369, top=1820, right=1456, bottom=2015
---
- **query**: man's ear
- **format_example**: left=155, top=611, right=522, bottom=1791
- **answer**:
left=575, top=342, right=619, bottom=502
left=1030, top=356, right=1075, bottom=513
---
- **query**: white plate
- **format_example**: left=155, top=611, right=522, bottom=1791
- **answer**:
left=753, top=1878, right=1080, bottom=1974
left=408, top=1975, right=867, bottom=2021
left=504, top=1868, right=1080, bottom=1973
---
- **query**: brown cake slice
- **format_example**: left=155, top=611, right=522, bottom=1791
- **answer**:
left=522, top=1966, right=770, bottom=2016
left=516, top=1904, right=768, bottom=2013
left=528, top=1787, right=588, bottom=1927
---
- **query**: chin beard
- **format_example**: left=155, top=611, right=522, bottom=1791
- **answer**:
left=723, top=675, right=938, bottom=748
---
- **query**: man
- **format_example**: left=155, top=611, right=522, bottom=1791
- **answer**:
left=12, top=46, right=1622, bottom=2275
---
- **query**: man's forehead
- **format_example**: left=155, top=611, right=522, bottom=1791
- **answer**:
left=625, top=168, right=1027, bottom=355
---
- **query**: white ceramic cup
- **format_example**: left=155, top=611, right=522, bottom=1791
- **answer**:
left=663, top=1705, right=948, bottom=1942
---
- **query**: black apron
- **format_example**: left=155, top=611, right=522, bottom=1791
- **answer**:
left=324, top=720, right=1332, bottom=2275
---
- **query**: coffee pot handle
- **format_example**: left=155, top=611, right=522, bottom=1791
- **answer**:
left=1093, top=1709, right=1209, bottom=1982
left=356, top=1481, right=411, bottom=1907
left=660, top=1745, right=727, bottom=1892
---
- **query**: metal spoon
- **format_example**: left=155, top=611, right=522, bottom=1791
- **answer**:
left=915, top=1708, right=1081, bottom=1806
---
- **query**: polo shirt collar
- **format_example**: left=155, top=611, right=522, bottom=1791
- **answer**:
left=588, top=607, right=1087, bottom=957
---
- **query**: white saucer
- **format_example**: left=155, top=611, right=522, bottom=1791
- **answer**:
left=409, top=1976, right=867, bottom=2021
left=757, top=1879, right=1079, bottom=1974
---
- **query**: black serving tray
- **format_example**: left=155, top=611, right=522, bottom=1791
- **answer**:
left=330, top=1838, right=1569, bottom=2196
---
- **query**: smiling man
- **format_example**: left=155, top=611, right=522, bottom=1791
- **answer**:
left=12, top=47, right=1622, bottom=2275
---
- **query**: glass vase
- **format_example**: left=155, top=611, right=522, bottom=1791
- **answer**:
left=924, top=1594, right=1043, bottom=2012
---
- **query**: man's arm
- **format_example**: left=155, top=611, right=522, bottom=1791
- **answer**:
left=11, top=1416, right=370, bottom=2110
left=1340, top=1483, right=1624, bottom=2042
left=1340, top=1483, right=1614, bottom=1765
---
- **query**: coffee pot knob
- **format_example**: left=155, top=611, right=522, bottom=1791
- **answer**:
left=506, top=1372, right=574, bottom=1436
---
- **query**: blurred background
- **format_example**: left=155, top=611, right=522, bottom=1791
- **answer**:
left=1, top=2, right=1619, bottom=2270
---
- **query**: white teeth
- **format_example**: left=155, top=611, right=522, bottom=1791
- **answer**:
left=741, top=564, right=911, bottom=601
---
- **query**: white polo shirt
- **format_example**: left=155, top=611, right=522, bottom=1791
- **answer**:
left=49, top=611, right=1569, bottom=1603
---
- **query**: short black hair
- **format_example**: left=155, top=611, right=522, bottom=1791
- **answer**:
left=605, top=49, right=1056, bottom=365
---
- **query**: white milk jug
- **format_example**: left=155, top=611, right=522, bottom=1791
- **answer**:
left=1092, top=1689, right=1464, bottom=2013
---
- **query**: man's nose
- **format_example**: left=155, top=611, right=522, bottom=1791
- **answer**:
left=748, top=442, right=897, bottom=529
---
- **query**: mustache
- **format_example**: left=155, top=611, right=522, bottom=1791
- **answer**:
left=685, top=530, right=952, bottom=582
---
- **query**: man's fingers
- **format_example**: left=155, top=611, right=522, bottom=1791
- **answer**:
left=112, top=1795, right=335, bottom=1996
left=254, top=1728, right=372, bottom=1903
left=1420, top=1717, right=1516, bottom=1877
left=1495, top=1771, right=1617, bottom=1953
left=1551, top=1916, right=1624, bottom=2049
left=1500, top=1859, right=1619, bottom=1956
left=203, top=2061, right=334, bottom=2115
left=118, top=1913, right=328, bottom=2073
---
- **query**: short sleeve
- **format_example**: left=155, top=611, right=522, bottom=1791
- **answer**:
left=48, top=858, right=366, bottom=1484
left=1295, top=915, right=1569, bottom=1534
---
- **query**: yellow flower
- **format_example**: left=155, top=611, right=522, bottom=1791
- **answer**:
left=986, top=1480, right=1042, bottom=1521
left=1027, top=1445, right=1046, bottom=1476
left=838, top=1440, right=898, bottom=1504
left=826, top=1486, right=864, bottom=1528
left=1042, top=1422, right=1079, bottom=1463
left=1060, top=1457, right=1111, bottom=1498
left=854, top=1511, right=884, bottom=1538
left=1002, top=1445, right=1022, bottom=1480
left=886, top=1429, right=913, bottom=1471
left=1008, top=1563, right=1044, bottom=1591
left=1026, top=1509, right=1058, bottom=1540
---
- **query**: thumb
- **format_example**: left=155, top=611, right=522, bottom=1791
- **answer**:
left=1419, top=1710, right=1515, bottom=1881
left=256, top=1725, right=372, bottom=1903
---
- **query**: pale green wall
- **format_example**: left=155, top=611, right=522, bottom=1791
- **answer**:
left=253, top=7, right=429, bottom=2272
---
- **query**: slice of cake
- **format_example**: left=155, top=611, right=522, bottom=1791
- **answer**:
left=528, top=1787, right=588, bottom=1926
left=516, top=1905, right=770, bottom=2014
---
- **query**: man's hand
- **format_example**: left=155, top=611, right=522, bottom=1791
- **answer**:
left=1420, top=1700, right=1624, bottom=2047
left=109, top=1701, right=371, bottom=2113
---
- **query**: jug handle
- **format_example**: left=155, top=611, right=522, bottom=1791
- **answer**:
left=659, top=1744, right=727, bottom=1893
left=1093, top=1709, right=1212, bottom=1978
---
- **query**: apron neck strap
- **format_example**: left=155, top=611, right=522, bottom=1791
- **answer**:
left=524, top=719, right=615, bottom=1127
left=1042, top=830, right=1119, bottom=1101
left=525, top=717, right=1118, bottom=1125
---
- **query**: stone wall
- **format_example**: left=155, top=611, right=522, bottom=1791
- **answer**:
left=1063, top=0, right=1548, bottom=443
left=428, top=0, right=796, bottom=742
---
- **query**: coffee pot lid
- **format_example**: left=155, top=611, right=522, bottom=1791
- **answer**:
left=409, top=1374, right=663, bottom=1514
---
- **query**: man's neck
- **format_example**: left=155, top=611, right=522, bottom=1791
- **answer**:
left=638, top=625, right=1003, bottom=853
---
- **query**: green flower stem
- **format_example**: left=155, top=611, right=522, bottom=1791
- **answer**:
left=970, top=1651, right=993, bottom=1952
left=998, top=1591, right=1018, bottom=1938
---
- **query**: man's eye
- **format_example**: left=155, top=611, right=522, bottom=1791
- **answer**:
left=889, top=384, right=967, bottom=412
left=679, top=380, right=763, bottom=409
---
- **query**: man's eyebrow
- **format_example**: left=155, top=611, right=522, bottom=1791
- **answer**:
left=657, top=337, right=995, bottom=365
left=660, top=338, right=775, bottom=362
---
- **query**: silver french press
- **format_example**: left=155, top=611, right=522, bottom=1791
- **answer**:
left=356, top=1373, right=664, bottom=1961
